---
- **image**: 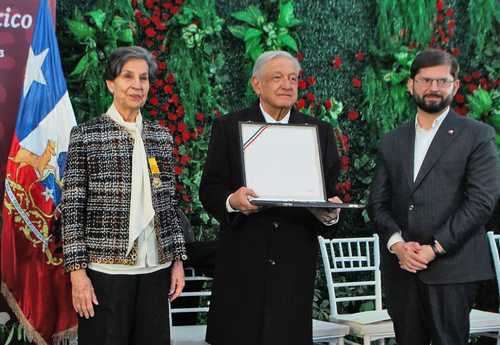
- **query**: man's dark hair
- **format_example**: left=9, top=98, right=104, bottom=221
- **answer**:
left=105, top=46, right=157, bottom=81
left=410, top=49, right=459, bottom=79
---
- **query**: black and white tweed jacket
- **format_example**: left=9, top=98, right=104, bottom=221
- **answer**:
left=62, top=115, right=187, bottom=272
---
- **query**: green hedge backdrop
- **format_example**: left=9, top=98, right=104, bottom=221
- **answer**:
left=55, top=0, right=499, bottom=328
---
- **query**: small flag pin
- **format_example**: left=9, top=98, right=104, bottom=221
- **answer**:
left=448, top=129, right=454, bottom=135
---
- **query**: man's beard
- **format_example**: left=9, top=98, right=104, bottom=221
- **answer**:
left=412, top=91, right=453, bottom=114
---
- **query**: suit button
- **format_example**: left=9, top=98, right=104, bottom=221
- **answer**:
left=272, top=221, right=279, bottom=229
left=268, top=259, right=276, bottom=266
left=409, top=204, right=415, bottom=211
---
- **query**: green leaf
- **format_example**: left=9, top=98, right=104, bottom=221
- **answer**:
left=69, top=53, right=90, bottom=77
left=489, top=114, right=500, bottom=131
left=278, top=33, right=298, bottom=52
left=66, top=19, right=95, bottom=41
left=5, top=326, right=14, bottom=345
left=467, top=88, right=493, bottom=118
left=117, top=28, right=134, bottom=43
left=278, top=1, right=301, bottom=28
left=228, top=25, right=247, bottom=40
left=231, top=5, right=264, bottom=27
left=86, top=9, right=106, bottom=31
left=244, top=28, right=263, bottom=42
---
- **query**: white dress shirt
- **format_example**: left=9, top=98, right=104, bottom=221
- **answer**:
left=387, top=108, right=449, bottom=252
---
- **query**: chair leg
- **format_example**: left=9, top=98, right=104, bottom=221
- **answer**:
left=363, top=335, right=370, bottom=345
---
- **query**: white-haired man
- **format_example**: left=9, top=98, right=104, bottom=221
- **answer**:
left=199, top=51, right=342, bottom=345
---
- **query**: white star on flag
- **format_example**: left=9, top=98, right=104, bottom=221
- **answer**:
left=41, top=187, right=54, bottom=202
left=23, top=47, right=49, bottom=97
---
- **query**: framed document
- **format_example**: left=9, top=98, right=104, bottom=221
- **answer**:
left=239, top=122, right=364, bottom=209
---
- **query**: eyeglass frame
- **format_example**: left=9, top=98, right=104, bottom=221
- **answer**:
left=412, top=77, right=456, bottom=88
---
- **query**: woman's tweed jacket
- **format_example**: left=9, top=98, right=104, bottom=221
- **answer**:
left=62, top=115, right=187, bottom=272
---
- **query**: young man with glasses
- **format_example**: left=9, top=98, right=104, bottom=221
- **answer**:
left=369, top=49, right=500, bottom=345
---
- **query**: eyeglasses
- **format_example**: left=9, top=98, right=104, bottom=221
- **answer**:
left=413, top=77, right=455, bottom=88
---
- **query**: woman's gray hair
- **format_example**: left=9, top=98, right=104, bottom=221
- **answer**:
left=252, top=51, right=301, bottom=78
left=105, top=46, right=157, bottom=81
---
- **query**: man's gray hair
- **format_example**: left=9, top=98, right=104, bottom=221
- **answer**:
left=252, top=51, right=301, bottom=78
left=105, top=46, right=157, bottom=81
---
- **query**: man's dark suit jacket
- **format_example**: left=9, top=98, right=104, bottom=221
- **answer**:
left=199, top=103, right=340, bottom=345
left=369, top=110, right=500, bottom=284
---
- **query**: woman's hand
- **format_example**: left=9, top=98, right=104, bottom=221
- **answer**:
left=70, top=269, right=98, bottom=319
left=169, top=260, right=185, bottom=301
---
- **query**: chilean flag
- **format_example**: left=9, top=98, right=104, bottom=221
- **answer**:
left=1, top=0, right=77, bottom=344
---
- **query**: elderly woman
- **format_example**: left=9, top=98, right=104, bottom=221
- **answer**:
left=62, top=46, right=187, bottom=345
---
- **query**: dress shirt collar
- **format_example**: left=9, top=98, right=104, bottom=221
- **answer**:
left=259, top=103, right=290, bottom=124
left=415, top=107, right=450, bottom=130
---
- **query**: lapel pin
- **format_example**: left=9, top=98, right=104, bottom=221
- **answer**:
left=448, top=129, right=454, bottom=135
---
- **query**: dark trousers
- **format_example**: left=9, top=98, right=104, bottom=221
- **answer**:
left=78, top=268, right=171, bottom=345
left=384, top=272, right=478, bottom=345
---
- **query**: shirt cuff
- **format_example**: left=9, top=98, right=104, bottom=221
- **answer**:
left=323, top=214, right=340, bottom=226
left=387, top=232, right=404, bottom=253
left=226, top=194, right=239, bottom=213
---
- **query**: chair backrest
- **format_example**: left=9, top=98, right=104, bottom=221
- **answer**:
left=487, top=231, right=500, bottom=311
left=318, top=234, right=382, bottom=319
left=169, top=267, right=212, bottom=330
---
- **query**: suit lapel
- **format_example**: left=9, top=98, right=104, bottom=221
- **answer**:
left=411, top=111, right=463, bottom=193
left=401, top=121, right=416, bottom=190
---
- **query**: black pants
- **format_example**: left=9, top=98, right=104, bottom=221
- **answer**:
left=78, top=268, right=171, bottom=345
left=384, top=272, right=478, bottom=345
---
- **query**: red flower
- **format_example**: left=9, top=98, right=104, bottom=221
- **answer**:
left=343, top=180, right=352, bottom=191
left=466, top=84, right=478, bottom=93
left=471, top=71, right=481, bottom=80
left=436, top=14, right=444, bottom=23
left=343, top=193, right=352, bottom=203
left=145, top=39, right=154, bottom=48
left=331, top=55, right=342, bottom=70
left=463, top=75, right=472, bottom=82
left=139, top=17, right=150, bottom=27
left=171, top=6, right=179, bottom=14
left=454, top=106, right=469, bottom=116
left=149, top=97, right=159, bottom=106
left=436, top=0, right=444, bottom=12
left=177, top=122, right=186, bottom=133
left=196, top=112, right=205, bottom=121
left=168, top=113, right=177, bottom=121
left=196, top=126, right=204, bottom=135
left=164, top=85, right=173, bottom=94
left=480, top=78, right=490, bottom=90
left=347, top=110, right=359, bottom=121
left=296, top=99, right=306, bottom=110
left=298, top=80, right=307, bottom=90
left=176, top=105, right=185, bottom=117
left=307, top=76, right=317, bottom=87
left=445, top=7, right=454, bottom=17
left=145, top=27, right=156, bottom=38
left=180, top=155, right=191, bottom=165
left=355, top=51, right=365, bottom=62
left=145, top=0, right=155, bottom=9
left=431, top=36, right=437, bottom=44
left=339, top=134, right=349, bottom=152
left=340, top=156, right=350, bottom=172
left=182, top=131, right=191, bottom=142
left=168, top=124, right=176, bottom=133
left=149, top=110, right=158, bottom=117
left=454, top=94, right=464, bottom=104
left=169, top=94, right=180, bottom=104
left=325, top=99, right=332, bottom=110
left=447, top=20, right=456, bottom=31
left=306, top=92, right=315, bottom=102
left=442, top=37, right=449, bottom=44
left=174, top=166, right=183, bottom=175
left=166, top=73, right=175, bottom=83
left=182, top=194, right=191, bottom=202
left=157, top=61, right=166, bottom=71
left=351, top=78, right=362, bottom=89
left=296, top=52, right=305, bottom=62
left=158, top=119, right=165, bottom=127
left=451, top=47, right=460, bottom=56
left=175, top=136, right=182, bottom=145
